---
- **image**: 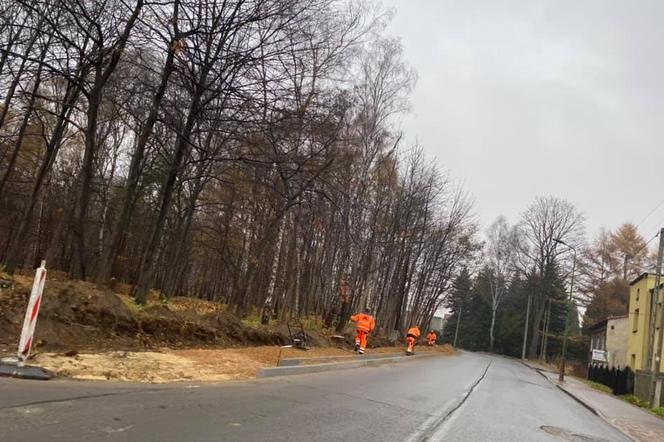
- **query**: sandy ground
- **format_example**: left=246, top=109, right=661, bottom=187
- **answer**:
left=30, top=344, right=455, bottom=383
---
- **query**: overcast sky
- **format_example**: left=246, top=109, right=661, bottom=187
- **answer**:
left=379, top=0, right=664, bottom=241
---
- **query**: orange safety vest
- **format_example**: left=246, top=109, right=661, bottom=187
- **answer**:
left=427, top=332, right=436, bottom=341
left=407, top=326, right=421, bottom=338
left=351, top=313, right=376, bottom=332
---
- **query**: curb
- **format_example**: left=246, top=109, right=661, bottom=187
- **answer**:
left=555, top=384, right=639, bottom=442
left=554, top=383, right=601, bottom=417
left=278, top=352, right=405, bottom=367
left=0, top=363, right=54, bottom=381
left=258, top=352, right=441, bottom=378
left=554, top=383, right=639, bottom=442
left=518, top=360, right=639, bottom=442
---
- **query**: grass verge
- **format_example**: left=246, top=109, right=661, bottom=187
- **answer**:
left=581, top=379, right=612, bottom=394
left=620, top=395, right=664, bottom=418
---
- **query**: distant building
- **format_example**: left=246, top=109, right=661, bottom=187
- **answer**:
left=429, top=315, right=444, bottom=331
left=588, top=315, right=628, bottom=368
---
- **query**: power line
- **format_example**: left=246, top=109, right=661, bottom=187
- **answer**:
left=645, top=230, right=660, bottom=247
left=636, top=198, right=664, bottom=230
left=631, top=230, right=660, bottom=258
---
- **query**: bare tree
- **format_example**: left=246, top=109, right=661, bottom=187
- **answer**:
left=0, top=0, right=479, bottom=335
left=95, top=0, right=186, bottom=283
left=518, top=196, right=584, bottom=358
left=483, top=216, right=518, bottom=351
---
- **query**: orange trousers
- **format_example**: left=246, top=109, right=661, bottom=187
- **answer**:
left=355, top=329, right=368, bottom=349
left=407, top=336, right=416, bottom=352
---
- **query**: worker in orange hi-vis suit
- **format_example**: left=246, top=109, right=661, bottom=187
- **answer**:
left=350, top=308, right=375, bottom=355
left=406, top=326, right=421, bottom=355
left=426, top=330, right=437, bottom=346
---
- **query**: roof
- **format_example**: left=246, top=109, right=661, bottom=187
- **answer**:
left=588, top=319, right=608, bottom=332
left=630, top=272, right=664, bottom=287
left=630, top=272, right=651, bottom=286
left=606, top=314, right=628, bottom=320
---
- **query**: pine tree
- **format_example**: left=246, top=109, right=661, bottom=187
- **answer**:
left=443, top=268, right=492, bottom=351
left=443, top=268, right=472, bottom=344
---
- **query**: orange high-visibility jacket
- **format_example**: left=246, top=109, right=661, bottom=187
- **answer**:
left=351, top=313, right=376, bottom=332
left=407, top=326, right=421, bottom=338
left=427, top=332, right=436, bottom=341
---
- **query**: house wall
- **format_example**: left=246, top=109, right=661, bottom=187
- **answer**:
left=627, top=274, right=664, bottom=372
left=606, top=317, right=629, bottom=368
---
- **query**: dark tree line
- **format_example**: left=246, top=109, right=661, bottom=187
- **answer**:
left=443, top=260, right=575, bottom=359
left=0, top=0, right=478, bottom=335
left=442, top=197, right=655, bottom=361
left=443, top=197, right=584, bottom=358
left=455, top=197, right=583, bottom=359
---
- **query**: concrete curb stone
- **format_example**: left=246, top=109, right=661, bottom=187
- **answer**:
left=278, top=352, right=406, bottom=367
left=258, top=352, right=441, bottom=378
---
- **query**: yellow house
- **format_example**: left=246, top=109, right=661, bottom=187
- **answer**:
left=627, top=273, right=664, bottom=373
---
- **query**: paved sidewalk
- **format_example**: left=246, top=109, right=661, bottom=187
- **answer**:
left=522, top=360, right=664, bottom=442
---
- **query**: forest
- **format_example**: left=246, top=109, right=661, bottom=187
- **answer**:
left=0, top=0, right=655, bottom=358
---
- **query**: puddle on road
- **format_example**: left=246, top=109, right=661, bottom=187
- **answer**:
left=540, top=425, right=610, bottom=442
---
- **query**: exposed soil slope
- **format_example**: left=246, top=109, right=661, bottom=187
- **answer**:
left=1, top=271, right=300, bottom=354
left=0, top=271, right=454, bottom=383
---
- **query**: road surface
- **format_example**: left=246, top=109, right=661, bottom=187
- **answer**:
left=0, top=352, right=630, bottom=441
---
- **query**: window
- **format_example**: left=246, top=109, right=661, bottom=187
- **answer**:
left=637, top=288, right=640, bottom=302
left=633, top=309, right=639, bottom=333
left=630, top=354, right=636, bottom=368
left=610, top=325, right=615, bottom=330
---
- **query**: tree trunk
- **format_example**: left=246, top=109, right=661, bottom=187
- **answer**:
left=0, top=17, right=42, bottom=133
left=95, top=40, right=177, bottom=283
left=3, top=84, right=80, bottom=272
left=489, top=304, right=497, bottom=351
left=0, top=52, right=45, bottom=196
left=528, top=298, right=545, bottom=359
left=133, top=94, right=199, bottom=304
left=72, top=76, right=103, bottom=278
left=72, top=0, right=143, bottom=278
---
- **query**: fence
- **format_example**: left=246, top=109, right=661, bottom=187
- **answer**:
left=587, top=364, right=634, bottom=395
left=633, top=370, right=664, bottom=404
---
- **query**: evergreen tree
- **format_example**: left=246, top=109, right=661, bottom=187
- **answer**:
left=494, top=276, right=529, bottom=357
left=443, top=268, right=472, bottom=345
left=461, top=278, right=492, bottom=351
left=582, top=278, right=629, bottom=328
left=443, top=268, right=492, bottom=350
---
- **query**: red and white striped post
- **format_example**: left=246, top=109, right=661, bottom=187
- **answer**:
left=16, top=260, right=47, bottom=367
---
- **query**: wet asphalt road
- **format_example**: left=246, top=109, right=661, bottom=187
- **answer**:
left=0, top=352, right=630, bottom=441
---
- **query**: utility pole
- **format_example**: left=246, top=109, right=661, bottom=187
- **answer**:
left=554, top=238, right=577, bottom=383
left=522, top=293, right=531, bottom=360
left=540, top=299, right=551, bottom=361
left=545, top=300, right=553, bottom=357
left=648, top=228, right=664, bottom=406
left=453, top=304, right=462, bottom=348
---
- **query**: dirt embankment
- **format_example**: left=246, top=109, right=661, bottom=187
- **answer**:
left=0, top=271, right=455, bottom=383
left=0, top=271, right=293, bottom=355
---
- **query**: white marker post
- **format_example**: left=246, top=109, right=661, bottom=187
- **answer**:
left=16, top=261, right=47, bottom=367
